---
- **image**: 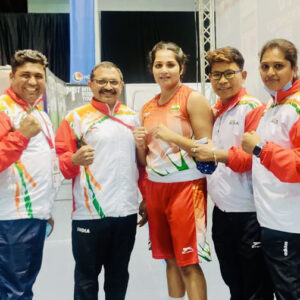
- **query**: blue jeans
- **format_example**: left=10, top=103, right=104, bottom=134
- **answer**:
left=0, top=219, right=46, bottom=300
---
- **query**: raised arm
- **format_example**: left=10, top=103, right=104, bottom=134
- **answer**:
left=55, top=119, right=81, bottom=179
left=0, top=112, right=42, bottom=172
left=242, top=118, right=300, bottom=182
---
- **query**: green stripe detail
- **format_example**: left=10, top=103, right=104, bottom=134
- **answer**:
left=286, top=102, right=300, bottom=115
left=69, top=116, right=109, bottom=141
left=149, top=151, right=189, bottom=177
left=14, top=163, right=33, bottom=218
left=166, top=150, right=189, bottom=171
left=150, top=166, right=170, bottom=177
left=170, top=105, right=180, bottom=110
left=238, top=101, right=256, bottom=110
left=70, top=116, right=109, bottom=147
left=198, top=253, right=212, bottom=262
left=115, top=112, right=135, bottom=116
left=198, top=242, right=212, bottom=262
left=86, top=116, right=109, bottom=134
left=248, top=102, right=255, bottom=110
left=271, top=101, right=300, bottom=115
left=69, top=122, right=81, bottom=140
left=85, top=169, right=105, bottom=218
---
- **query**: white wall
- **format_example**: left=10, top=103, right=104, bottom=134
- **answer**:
left=28, top=0, right=199, bottom=13
left=0, top=67, right=11, bottom=95
left=215, top=0, right=300, bottom=102
left=125, top=83, right=214, bottom=112
left=98, top=0, right=198, bottom=11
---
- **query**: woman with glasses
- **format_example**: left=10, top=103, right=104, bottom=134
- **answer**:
left=133, top=41, right=213, bottom=300
left=242, top=38, right=300, bottom=300
left=192, top=46, right=274, bottom=300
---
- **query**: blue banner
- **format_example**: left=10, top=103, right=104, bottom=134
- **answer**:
left=69, top=0, right=95, bottom=84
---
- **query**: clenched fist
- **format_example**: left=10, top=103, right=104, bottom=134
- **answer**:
left=71, top=145, right=94, bottom=166
left=19, top=115, right=42, bottom=138
left=242, top=131, right=261, bottom=154
left=133, top=127, right=148, bottom=149
left=152, top=123, right=175, bottom=142
left=138, top=199, right=148, bottom=227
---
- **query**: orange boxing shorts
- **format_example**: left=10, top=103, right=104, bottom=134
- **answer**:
left=146, top=178, right=211, bottom=266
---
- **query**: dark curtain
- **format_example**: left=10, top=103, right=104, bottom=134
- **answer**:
left=101, top=11, right=199, bottom=83
left=0, top=13, right=69, bottom=82
left=0, top=0, right=27, bottom=13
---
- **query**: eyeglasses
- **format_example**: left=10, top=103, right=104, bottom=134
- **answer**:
left=93, top=79, right=121, bottom=87
left=210, top=69, right=242, bottom=81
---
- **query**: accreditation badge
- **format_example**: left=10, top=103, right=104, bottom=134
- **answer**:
left=51, top=149, right=61, bottom=189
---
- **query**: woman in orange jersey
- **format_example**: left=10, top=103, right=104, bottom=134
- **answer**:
left=242, top=39, right=300, bottom=300
left=134, top=41, right=213, bottom=300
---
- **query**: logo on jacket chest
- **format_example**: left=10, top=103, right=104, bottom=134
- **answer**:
left=228, top=119, right=239, bottom=126
left=170, top=104, right=180, bottom=111
left=271, top=117, right=279, bottom=124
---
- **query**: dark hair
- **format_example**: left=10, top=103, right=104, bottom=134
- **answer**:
left=90, top=61, right=123, bottom=81
left=259, top=39, right=298, bottom=68
left=147, top=41, right=188, bottom=74
left=206, top=46, right=244, bottom=73
left=10, top=49, right=48, bottom=73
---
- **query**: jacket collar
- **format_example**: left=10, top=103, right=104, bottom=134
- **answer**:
left=271, top=78, right=300, bottom=104
left=5, top=87, right=43, bottom=110
left=213, top=87, right=247, bottom=120
left=91, top=98, right=121, bottom=115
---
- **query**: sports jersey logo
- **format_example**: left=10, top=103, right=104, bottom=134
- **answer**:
left=251, top=241, right=261, bottom=249
left=229, top=119, right=239, bottom=126
left=77, top=227, right=90, bottom=233
left=182, top=247, right=194, bottom=254
left=283, top=241, right=288, bottom=256
left=170, top=104, right=180, bottom=111
left=144, top=111, right=151, bottom=117
left=271, top=117, right=278, bottom=124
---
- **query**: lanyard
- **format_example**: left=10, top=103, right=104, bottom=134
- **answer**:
left=36, top=110, right=54, bottom=149
left=6, top=88, right=54, bottom=149
left=100, top=110, right=134, bottom=131
left=19, top=101, right=54, bottom=149
left=97, top=106, right=134, bottom=131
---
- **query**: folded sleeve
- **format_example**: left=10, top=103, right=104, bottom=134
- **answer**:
left=226, top=146, right=252, bottom=172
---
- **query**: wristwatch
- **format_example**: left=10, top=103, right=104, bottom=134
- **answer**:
left=253, top=142, right=265, bottom=158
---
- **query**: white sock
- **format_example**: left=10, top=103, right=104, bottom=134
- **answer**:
left=169, top=297, right=185, bottom=300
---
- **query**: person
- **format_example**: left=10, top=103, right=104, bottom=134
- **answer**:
left=242, top=38, right=300, bottom=300
left=192, top=46, right=274, bottom=299
left=133, top=41, right=213, bottom=300
left=55, top=61, right=143, bottom=300
left=0, top=49, right=58, bottom=299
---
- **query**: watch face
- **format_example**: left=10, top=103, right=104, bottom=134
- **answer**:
left=253, top=145, right=262, bottom=157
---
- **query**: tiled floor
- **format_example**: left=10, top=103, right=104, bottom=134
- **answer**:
left=33, top=180, right=230, bottom=300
